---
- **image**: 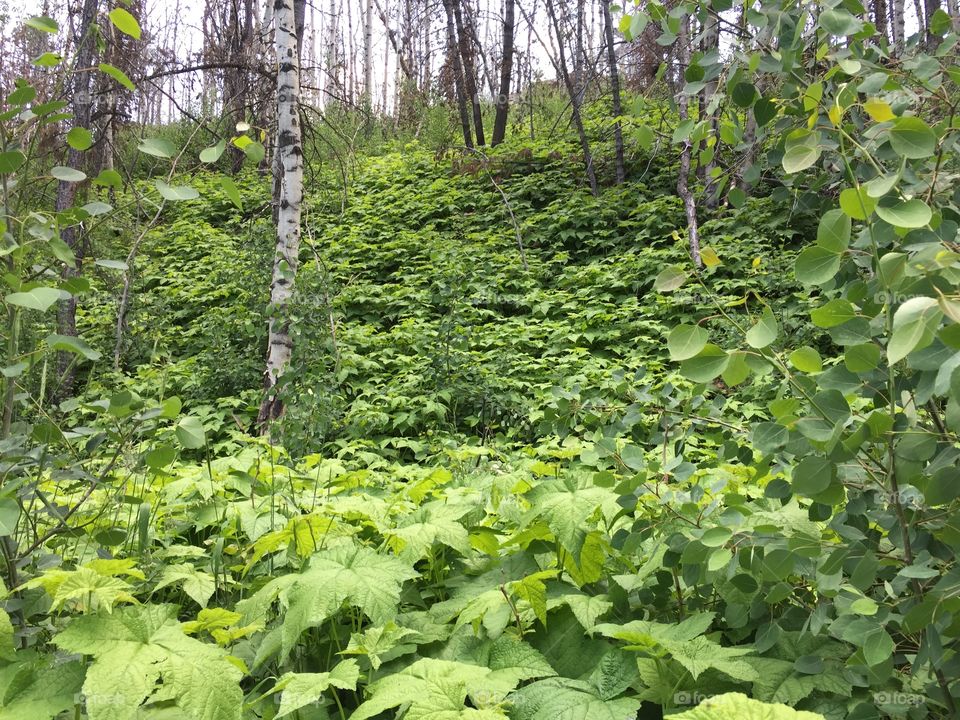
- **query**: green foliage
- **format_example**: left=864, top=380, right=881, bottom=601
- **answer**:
left=2, top=2, right=959, bottom=719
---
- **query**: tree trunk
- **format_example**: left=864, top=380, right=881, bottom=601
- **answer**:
left=600, top=0, right=624, bottom=183
left=363, top=0, right=374, bottom=120
left=491, top=0, right=515, bottom=146
left=324, top=0, right=338, bottom=104
left=675, top=17, right=701, bottom=268
left=923, top=0, right=941, bottom=45
left=258, top=0, right=305, bottom=427
left=544, top=0, right=598, bottom=194
left=54, top=0, right=99, bottom=401
left=574, top=0, right=585, bottom=95
left=947, top=0, right=960, bottom=32
left=700, top=13, right=720, bottom=207
left=892, top=0, right=905, bottom=52
left=874, top=0, right=888, bottom=42
left=442, top=0, right=474, bottom=148
left=452, top=0, right=485, bottom=145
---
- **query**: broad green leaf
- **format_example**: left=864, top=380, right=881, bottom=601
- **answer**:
left=668, top=324, right=709, bottom=361
left=155, top=179, right=199, bottom=201
left=349, top=658, right=503, bottom=720
left=782, top=144, right=820, bottom=174
left=819, top=8, right=862, bottom=35
left=155, top=565, right=216, bottom=608
left=731, top=82, right=757, bottom=108
left=99, top=63, right=135, bottom=90
left=138, top=138, right=175, bottom=158
left=238, top=541, right=418, bottom=660
left=342, top=622, right=418, bottom=670
left=635, top=124, right=654, bottom=150
left=754, top=97, right=777, bottom=127
left=844, top=343, right=881, bottom=372
left=269, top=660, right=360, bottom=718
left=0, top=151, right=26, bottom=174
left=94, top=259, right=127, bottom=270
left=200, top=140, right=226, bottom=163
left=654, top=266, right=688, bottom=292
left=52, top=166, right=86, bottom=182
left=384, top=501, right=472, bottom=561
left=219, top=176, right=243, bottom=209
left=0, top=497, right=20, bottom=536
left=671, top=692, right=827, bottom=719
left=145, top=444, right=177, bottom=469
left=7, top=84, right=36, bottom=105
left=6, top=287, right=62, bottom=312
left=753, top=423, right=788, bottom=454
left=811, top=299, right=858, bottom=328
left=862, top=627, right=894, bottom=666
left=789, top=346, right=822, bottom=373
left=524, top=478, right=617, bottom=561
left=108, top=8, right=141, bottom=39
left=243, top=142, right=266, bottom=164
left=45, top=333, right=101, bottom=360
left=509, top=677, right=641, bottom=720
left=33, top=51, right=63, bottom=66
left=746, top=308, right=778, bottom=349
left=791, top=456, right=834, bottom=497
left=0, top=657, right=84, bottom=717
left=875, top=197, right=932, bottom=229
left=864, top=173, right=899, bottom=198
left=175, top=415, right=206, bottom=449
left=94, top=169, right=123, bottom=188
left=816, top=209, right=851, bottom=252
left=795, top=246, right=840, bottom=286
left=888, top=297, right=941, bottom=363
left=863, top=98, right=895, bottom=122
left=54, top=604, right=243, bottom=720
left=83, top=201, right=113, bottom=216
left=722, top=351, right=750, bottom=386
left=25, top=16, right=58, bottom=32
left=888, top=117, right=936, bottom=159
left=680, top=344, right=729, bottom=382
left=839, top=187, right=876, bottom=220
left=66, top=127, right=93, bottom=151
left=700, top=247, right=721, bottom=267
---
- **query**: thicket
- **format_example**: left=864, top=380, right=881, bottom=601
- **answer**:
left=1, top=2, right=959, bottom=720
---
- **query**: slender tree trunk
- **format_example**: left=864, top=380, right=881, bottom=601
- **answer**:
left=675, top=17, right=701, bottom=268
left=346, top=0, right=355, bottom=105
left=544, top=0, right=598, bottom=194
left=258, top=0, right=305, bottom=427
left=54, top=0, right=99, bottom=401
left=574, top=0, right=585, bottom=95
left=442, top=0, right=474, bottom=147
left=491, top=0, right=515, bottom=146
left=892, top=0, right=905, bottom=52
left=701, top=13, right=720, bottom=207
left=923, top=0, right=941, bottom=45
left=947, top=0, right=960, bottom=32
left=601, top=0, right=624, bottom=183
left=324, top=0, right=338, bottom=104
left=363, top=0, right=374, bottom=121
left=452, top=0, right=485, bottom=145
left=874, top=0, right=888, bottom=42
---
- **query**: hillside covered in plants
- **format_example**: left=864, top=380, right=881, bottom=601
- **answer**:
left=1, top=0, right=959, bottom=719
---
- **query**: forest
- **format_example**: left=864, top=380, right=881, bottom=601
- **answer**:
left=0, top=0, right=958, bottom=717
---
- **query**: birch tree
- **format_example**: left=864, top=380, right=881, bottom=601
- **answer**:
left=259, top=0, right=305, bottom=426
left=54, top=0, right=99, bottom=400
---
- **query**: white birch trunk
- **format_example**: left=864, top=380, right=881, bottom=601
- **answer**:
left=259, top=0, right=304, bottom=425
left=363, top=0, right=374, bottom=116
